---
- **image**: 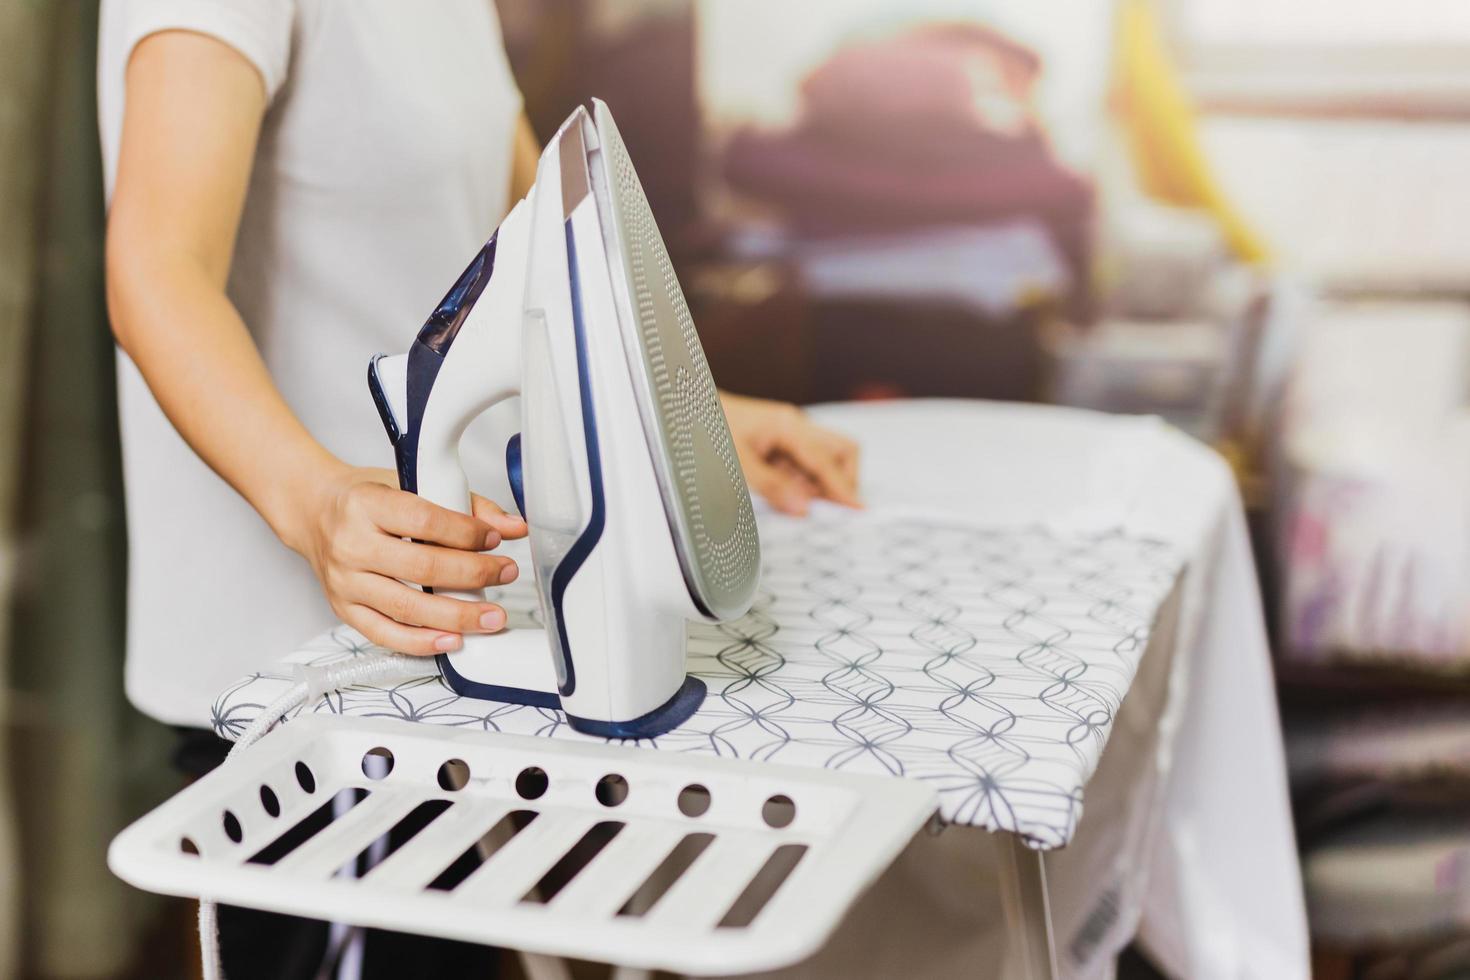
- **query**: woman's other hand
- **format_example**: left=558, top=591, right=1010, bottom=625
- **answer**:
left=287, top=465, right=528, bottom=656
left=720, top=392, right=862, bottom=516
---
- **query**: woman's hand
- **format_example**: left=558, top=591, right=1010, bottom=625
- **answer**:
left=106, top=33, right=524, bottom=656
left=287, top=464, right=529, bottom=656
left=720, top=392, right=862, bottom=516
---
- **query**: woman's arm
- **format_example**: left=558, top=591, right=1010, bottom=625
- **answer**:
left=106, top=31, right=524, bottom=655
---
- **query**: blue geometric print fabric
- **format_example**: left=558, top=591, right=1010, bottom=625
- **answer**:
left=213, top=513, right=1181, bottom=847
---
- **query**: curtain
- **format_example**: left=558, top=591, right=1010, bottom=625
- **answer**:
left=3, top=3, right=178, bottom=977
left=0, top=0, right=48, bottom=972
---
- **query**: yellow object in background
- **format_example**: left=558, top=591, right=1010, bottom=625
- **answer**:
left=1113, top=0, right=1269, bottom=264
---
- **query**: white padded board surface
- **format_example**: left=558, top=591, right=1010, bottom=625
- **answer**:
left=213, top=512, right=1182, bottom=848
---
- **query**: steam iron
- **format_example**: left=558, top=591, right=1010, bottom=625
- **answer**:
left=367, top=101, right=760, bottom=738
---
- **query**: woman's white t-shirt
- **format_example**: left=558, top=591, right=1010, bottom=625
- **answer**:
left=97, top=0, right=524, bottom=726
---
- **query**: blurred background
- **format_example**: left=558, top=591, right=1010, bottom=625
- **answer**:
left=4, top=0, right=1470, bottom=976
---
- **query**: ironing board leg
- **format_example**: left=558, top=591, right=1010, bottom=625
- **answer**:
left=609, top=967, right=653, bottom=980
left=997, top=833, right=1059, bottom=980
left=516, top=951, right=573, bottom=980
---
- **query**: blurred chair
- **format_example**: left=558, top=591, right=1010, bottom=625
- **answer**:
left=711, top=21, right=1091, bottom=404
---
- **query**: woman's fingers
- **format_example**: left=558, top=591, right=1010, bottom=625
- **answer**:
left=773, top=454, right=821, bottom=496
left=365, top=536, right=519, bottom=590
left=719, top=393, right=863, bottom=515
left=338, top=602, right=463, bottom=657
left=471, top=493, right=529, bottom=539
left=819, top=429, right=861, bottom=486
left=771, top=426, right=862, bottom=508
left=743, top=456, right=815, bottom=516
left=309, top=468, right=532, bottom=652
left=350, top=482, right=499, bottom=550
left=353, top=572, right=508, bottom=636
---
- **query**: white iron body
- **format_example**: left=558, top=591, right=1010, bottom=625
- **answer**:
left=369, top=102, right=756, bottom=738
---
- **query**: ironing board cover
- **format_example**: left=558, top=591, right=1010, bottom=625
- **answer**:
left=214, top=510, right=1180, bottom=848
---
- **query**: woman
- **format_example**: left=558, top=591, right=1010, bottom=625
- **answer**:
left=99, top=1, right=858, bottom=975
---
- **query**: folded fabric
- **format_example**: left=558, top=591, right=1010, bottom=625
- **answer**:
left=1287, top=702, right=1470, bottom=788
left=1277, top=302, right=1470, bottom=670
left=724, top=127, right=1092, bottom=231
left=728, top=221, right=1069, bottom=315
left=1304, top=807, right=1470, bottom=945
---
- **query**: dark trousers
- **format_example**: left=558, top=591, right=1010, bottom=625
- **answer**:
left=174, top=728, right=502, bottom=980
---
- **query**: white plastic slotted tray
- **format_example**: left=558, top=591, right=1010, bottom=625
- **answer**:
left=110, top=716, right=937, bottom=975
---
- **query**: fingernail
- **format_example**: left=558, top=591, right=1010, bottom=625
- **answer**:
left=434, top=634, right=462, bottom=652
left=483, top=529, right=501, bottom=550
left=479, top=608, right=506, bottom=631
left=498, top=562, right=518, bottom=585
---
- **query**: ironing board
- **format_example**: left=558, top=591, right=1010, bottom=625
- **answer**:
left=130, top=402, right=1311, bottom=978
left=211, top=516, right=1180, bottom=848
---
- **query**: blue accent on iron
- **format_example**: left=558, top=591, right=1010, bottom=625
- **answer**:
left=565, top=677, right=707, bottom=739
left=546, top=219, right=607, bottom=699
left=382, top=232, right=500, bottom=495
left=418, top=234, right=499, bottom=355
left=506, top=433, right=525, bottom=517
left=367, top=355, right=400, bottom=444
left=435, top=653, right=562, bottom=710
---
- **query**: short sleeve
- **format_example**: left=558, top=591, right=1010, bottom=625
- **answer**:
left=97, top=0, right=295, bottom=198
left=115, top=0, right=294, bottom=102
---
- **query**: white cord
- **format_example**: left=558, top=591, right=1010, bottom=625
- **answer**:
left=198, top=653, right=442, bottom=980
